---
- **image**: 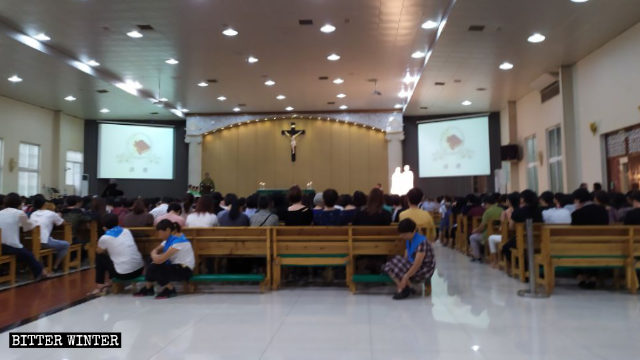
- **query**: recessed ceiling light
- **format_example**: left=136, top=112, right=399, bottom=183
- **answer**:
left=571, top=0, right=589, bottom=2
left=232, top=107, right=241, bottom=112
left=222, top=27, right=238, bottom=36
left=499, top=62, right=514, bottom=70
left=100, top=108, right=110, bottom=113
left=398, top=90, right=409, bottom=98
left=8, top=75, right=22, bottom=83
left=86, top=59, right=100, bottom=67
left=320, top=24, right=336, bottom=33
left=421, top=20, right=438, bottom=29
left=247, top=56, right=259, bottom=63
left=180, top=108, right=190, bottom=113
left=333, top=78, right=344, bottom=84
left=217, top=96, right=227, bottom=101
left=394, top=104, right=403, bottom=109
left=264, top=79, right=275, bottom=86
left=33, top=33, right=51, bottom=41
left=471, top=345, right=480, bottom=352
left=339, top=105, right=348, bottom=110
left=462, top=100, right=472, bottom=106
left=126, top=30, right=143, bottom=38
left=327, top=53, right=340, bottom=61
left=165, top=58, right=179, bottom=65
left=336, top=93, right=346, bottom=98
left=285, top=106, right=294, bottom=111
left=411, top=50, right=426, bottom=58
left=276, top=95, right=286, bottom=100
left=197, top=81, right=209, bottom=87
left=64, top=95, right=76, bottom=101
left=527, top=33, right=546, bottom=43
left=158, top=97, right=168, bottom=102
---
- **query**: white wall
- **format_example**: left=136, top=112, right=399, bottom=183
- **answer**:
left=0, top=95, right=84, bottom=194
left=573, top=22, right=640, bottom=185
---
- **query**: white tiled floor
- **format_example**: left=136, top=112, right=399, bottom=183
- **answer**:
left=3, top=245, right=640, bottom=359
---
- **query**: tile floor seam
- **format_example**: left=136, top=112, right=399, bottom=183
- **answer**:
left=258, top=291, right=303, bottom=360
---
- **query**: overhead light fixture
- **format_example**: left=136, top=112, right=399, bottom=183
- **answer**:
left=8, top=75, right=23, bottom=83
left=527, top=33, right=546, bottom=43
left=394, top=104, right=403, bottom=109
left=571, top=0, right=589, bottom=2
left=64, top=95, right=76, bottom=101
left=158, top=97, right=168, bottom=102
left=264, top=79, right=275, bottom=86
left=327, top=53, right=340, bottom=61
left=165, top=58, right=179, bottom=65
left=411, top=50, right=426, bottom=58
left=320, top=24, right=336, bottom=33
left=232, top=107, right=241, bottom=112
left=402, top=73, right=418, bottom=84
left=86, top=59, right=100, bottom=67
left=222, top=27, right=238, bottom=36
left=180, top=108, right=190, bottom=113
left=421, top=20, right=438, bottom=29
left=499, top=62, right=514, bottom=70
left=333, top=78, right=344, bottom=84
left=126, top=30, right=143, bottom=38
left=100, top=108, right=110, bottom=113
left=217, top=96, right=227, bottom=101
left=471, top=345, right=480, bottom=352
left=197, top=81, right=209, bottom=87
left=276, top=95, right=286, bottom=100
left=33, top=33, right=51, bottom=41
left=339, top=105, right=348, bottom=110
left=462, top=100, right=472, bottom=106
left=247, top=56, right=259, bottom=63
left=285, top=106, right=294, bottom=111
left=398, top=90, right=409, bottom=98
left=336, top=93, right=346, bottom=98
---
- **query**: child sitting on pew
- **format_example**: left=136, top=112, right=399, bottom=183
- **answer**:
left=134, top=220, right=194, bottom=299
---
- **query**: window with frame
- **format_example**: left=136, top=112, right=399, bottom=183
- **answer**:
left=525, top=135, right=539, bottom=193
left=18, top=143, right=40, bottom=196
left=65, top=151, right=84, bottom=195
left=547, top=126, right=563, bottom=193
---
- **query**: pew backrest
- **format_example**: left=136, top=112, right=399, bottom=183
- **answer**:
left=349, top=226, right=403, bottom=256
left=272, top=226, right=350, bottom=257
left=541, top=225, right=632, bottom=258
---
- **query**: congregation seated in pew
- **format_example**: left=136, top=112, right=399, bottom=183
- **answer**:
left=29, top=194, right=70, bottom=271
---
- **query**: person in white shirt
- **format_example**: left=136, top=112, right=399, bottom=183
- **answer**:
left=149, top=198, right=171, bottom=219
left=30, top=195, right=70, bottom=270
left=134, top=220, right=194, bottom=299
left=0, top=193, right=49, bottom=279
left=90, top=214, right=144, bottom=295
left=542, top=193, right=572, bottom=224
left=185, top=195, right=219, bottom=227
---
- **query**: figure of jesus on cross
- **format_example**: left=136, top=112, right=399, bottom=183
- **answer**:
left=281, top=122, right=305, bottom=162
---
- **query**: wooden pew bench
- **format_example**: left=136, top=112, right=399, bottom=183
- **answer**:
left=511, top=222, right=543, bottom=282
left=50, top=224, right=83, bottom=273
left=0, top=229, right=17, bottom=285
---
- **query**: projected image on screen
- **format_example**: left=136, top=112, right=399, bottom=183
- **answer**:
left=418, top=116, right=490, bottom=178
left=98, top=123, right=174, bottom=179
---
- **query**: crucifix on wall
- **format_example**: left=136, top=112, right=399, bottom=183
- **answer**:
left=281, top=122, right=305, bottom=162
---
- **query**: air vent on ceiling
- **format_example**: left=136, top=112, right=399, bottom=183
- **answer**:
left=96, top=89, right=109, bottom=93
left=327, top=101, right=335, bottom=105
left=207, top=79, right=218, bottom=83
left=540, top=81, right=560, bottom=103
left=476, top=87, right=487, bottom=91
left=150, top=112, right=159, bottom=115
left=454, top=79, right=462, bottom=83
left=420, top=106, right=428, bottom=110
left=137, top=24, right=154, bottom=31
left=434, top=82, right=445, bottom=86
left=318, top=76, right=329, bottom=80
left=238, top=103, right=246, bottom=107
left=468, top=25, right=485, bottom=32
left=298, top=19, right=313, bottom=25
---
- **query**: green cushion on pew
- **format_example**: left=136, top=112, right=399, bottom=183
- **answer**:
left=552, top=255, right=627, bottom=259
left=190, top=274, right=265, bottom=282
left=279, top=254, right=348, bottom=258
left=352, top=274, right=394, bottom=283
left=112, top=276, right=146, bottom=283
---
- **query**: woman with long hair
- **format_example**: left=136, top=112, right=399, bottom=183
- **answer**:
left=218, top=193, right=250, bottom=226
left=185, top=195, right=219, bottom=227
left=352, top=188, right=392, bottom=225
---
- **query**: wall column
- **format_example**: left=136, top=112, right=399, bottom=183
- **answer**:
left=385, top=131, right=405, bottom=191
left=185, top=135, right=203, bottom=186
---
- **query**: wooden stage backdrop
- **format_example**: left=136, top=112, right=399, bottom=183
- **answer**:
left=202, top=118, right=389, bottom=196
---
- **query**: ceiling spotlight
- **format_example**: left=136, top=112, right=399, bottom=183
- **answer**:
left=285, top=106, right=294, bottom=111
left=339, top=105, right=348, bottom=110
left=327, top=53, right=341, bottom=61
left=64, top=95, right=76, bottom=101
left=86, top=59, right=100, bottom=67
left=499, top=62, right=514, bottom=70
left=100, top=108, right=110, bottom=113
left=411, top=50, right=426, bottom=58
left=394, top=104, right=403, bottom=109
left=126, top=30, right=143, bottom=38
left=421, top=20, right=438, bottom=29
left=398, top=90, right=409, bottom=98
left=165, top=58, right=179, bottom=65
left=264, top=79, right=275, bottom=86
left=247, top=56, right=259, bottom=63
left=232, top=107, right=241, bottom=112
left=336, top=93, right=346, bottom=98
left=33, top=33, right=51, bottom=41
left=8, top=75, right=23, bottom=83
left=217, top=96, right=227, bottom=101
left=527, top=33, right=546, bottom=43
left=462, top=100, right=472, bottom=106
left=571, top=0, right=589, bottom=2
left=320, top=24, right=336, bottom=33
left=158, top=97, right=168, bottom=102
left=333, top=78, right=344, bottom=84
left=197, top=81, right=209, bottom=87
left=222, top=27, right=238, bottom=36
left=402, top=73, right=418, bottom=84
left=276, top=95, right=286, bottom=100
left=180, top=108, right=190, bottom=113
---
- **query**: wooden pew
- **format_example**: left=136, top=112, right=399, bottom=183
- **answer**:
left=0, top=229, right=17, bottom=285
left=496, top=219, right=512, bottom=271
left=50, top=224, right=82, bottom=273
left=21, top=226, right=54, bottom=273
left=454, top=214, right=468, bottom=254
left=272, top=226, right=351, bottom=290
left=484, top=219, right=502, bottom=260
left=348, top=226, right=402, bottom=293
left=80, top=221, right=99, bottom=267
left=628, top=226, right=640, bottom=292
left=534, top=225, right=634, bottom=295
left=510, top=222, right=543, bottom=282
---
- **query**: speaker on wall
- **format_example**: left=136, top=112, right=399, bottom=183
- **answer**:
left=500, top=144, right=521, bottom=161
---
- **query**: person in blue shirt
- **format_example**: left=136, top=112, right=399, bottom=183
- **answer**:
left=382, top=218, right=436, bottom=300
left=313, top=189, right=343, bottom=226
